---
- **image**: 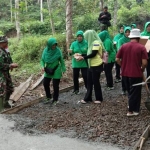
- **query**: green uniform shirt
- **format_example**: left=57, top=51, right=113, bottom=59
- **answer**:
left=40, top=38, right=66, bottom=79
left=103, top=38, right=116, bottom=63
left=99, top=30, right=116, bottom=63
left=70, top=40, right=88, bottom=68
left=40, top=55, right=66, bottom=79
left=113, top=33, right=124, bottom=52
left=141, top=22, right=150, bottom=38
left=117, top=26, right=131, bottom=50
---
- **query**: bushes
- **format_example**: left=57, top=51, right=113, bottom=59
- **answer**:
left=9, top=34, right=66, bottom=67
left=21, top=21, right=51, bottom=35
left=0, top=21, right=66, bottom=36
left=117, top=5, right=149, bottom=28
left=74, top=13, right=99, bottom=32
left=0, top=23, right=16, bottom=36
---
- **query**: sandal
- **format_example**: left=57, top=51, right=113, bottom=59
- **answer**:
left=127, top=111, right=139, bottom=117
left=94, top=100, right=101, bottom=104
left=80, top=100, right=87, bottom=104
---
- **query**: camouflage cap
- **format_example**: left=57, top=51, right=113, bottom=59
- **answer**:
left=0, top=36, right=8, bottom=43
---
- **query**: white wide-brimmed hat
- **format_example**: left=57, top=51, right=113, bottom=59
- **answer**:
left=128, top=28, right=141, bottom=38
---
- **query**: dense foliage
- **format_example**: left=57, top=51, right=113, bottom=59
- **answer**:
left=0, top=0, right=150, bottom=75
left=1, top=0, right=150, bottom=35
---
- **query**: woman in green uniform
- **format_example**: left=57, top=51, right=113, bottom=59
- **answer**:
left=68, top=30, right=88, bottom=94
left=99, top=30, right=116, bottom=90
left=113, top=25, right=124, bottom=82
left=41, top=38, right=66, bottom=104
left=117, top=26, right=131, bottom=95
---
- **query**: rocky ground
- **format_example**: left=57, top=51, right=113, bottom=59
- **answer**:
left=5, top=69, right=150, bottom=150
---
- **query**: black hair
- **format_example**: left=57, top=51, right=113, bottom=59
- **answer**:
left=104, top=6, right=108, bottom=9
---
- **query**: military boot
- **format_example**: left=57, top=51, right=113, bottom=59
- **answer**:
left=0, top=97, right=4, bottom=112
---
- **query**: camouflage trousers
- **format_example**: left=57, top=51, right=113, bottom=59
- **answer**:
left=0, top=71, right=14, bottom=102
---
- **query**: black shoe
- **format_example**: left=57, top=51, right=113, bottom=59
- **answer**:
left=4, top=102, right=11, bottom=108
left=52, top=100, right=58, bottom=105
left=43, top=98, right=52, bottom=104
left=115, top=78, right=121, bottom=83
left=72, top=90, right=80, bottom=95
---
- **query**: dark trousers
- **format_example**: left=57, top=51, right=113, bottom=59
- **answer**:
left=104, top=62, right=114, bottom=87
left=73, top=68, right=87, bottom=91
left=122, top=78, right=126, bottom=91
left=120, top=68, right=126, bottom=91
left=122, top=76, right=142, bottom=112
left=115, top=62, right=121, bottom=79
left=84, top=64, right=103, bottom=102
left=43, top=77, right=60, bottom=101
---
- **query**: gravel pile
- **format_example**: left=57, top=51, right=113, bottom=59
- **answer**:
left=6, top=76, right=150, bottom=150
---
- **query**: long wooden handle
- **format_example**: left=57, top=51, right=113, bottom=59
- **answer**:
left=139, top=137, right=145, bottom=150
left=143, top=74, right=150, bottom=94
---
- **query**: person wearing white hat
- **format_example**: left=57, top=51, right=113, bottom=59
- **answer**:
left=116, top=28, right=148, bottom=117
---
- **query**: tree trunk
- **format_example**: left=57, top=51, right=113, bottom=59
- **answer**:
left=47, top=0, right=55, bottom=35
left=40, top=0, right=43, bottom=22
left=15, top=0, right=21, bottom=40
left=10, top=0, right=13, bottom=23
left=25, top=0, right=28, bottom=12
left=66, top=0, right=73, bottom=55
left=100, top=0, right=109, bottom=10
left=113, top=0, right=118, bottom=26
left=99, top=0, right=104, bottom=11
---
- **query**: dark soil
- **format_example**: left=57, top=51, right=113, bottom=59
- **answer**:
left=6, top=70, right=150, bottom=150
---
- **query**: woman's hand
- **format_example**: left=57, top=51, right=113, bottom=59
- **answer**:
left=76, top=55, right=84, bottom=61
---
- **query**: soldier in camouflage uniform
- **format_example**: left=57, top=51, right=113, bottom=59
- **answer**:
left=0, top=36, right=18, bottom=112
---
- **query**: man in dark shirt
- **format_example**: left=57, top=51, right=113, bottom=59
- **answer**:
left=98, top=6, right=111, bottom=30
left=116, top=29, right=148, bottom=117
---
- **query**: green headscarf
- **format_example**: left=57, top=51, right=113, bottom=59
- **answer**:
left=141, top=22, right=150, bottom=37
left=76, top=30, right=84, bottom=37
left=113, top=25, right=124, bottom=43
left=122, top=26, right=131, bottom=43
left=98, top=30, right=111, bottom=42
left=131, top=24, right=137, bottom=28
left=42, top=38, right=61, bottom=63
left=76, top=30, right=87, bottom=51
left=84, top=30, right=104, bottom=55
